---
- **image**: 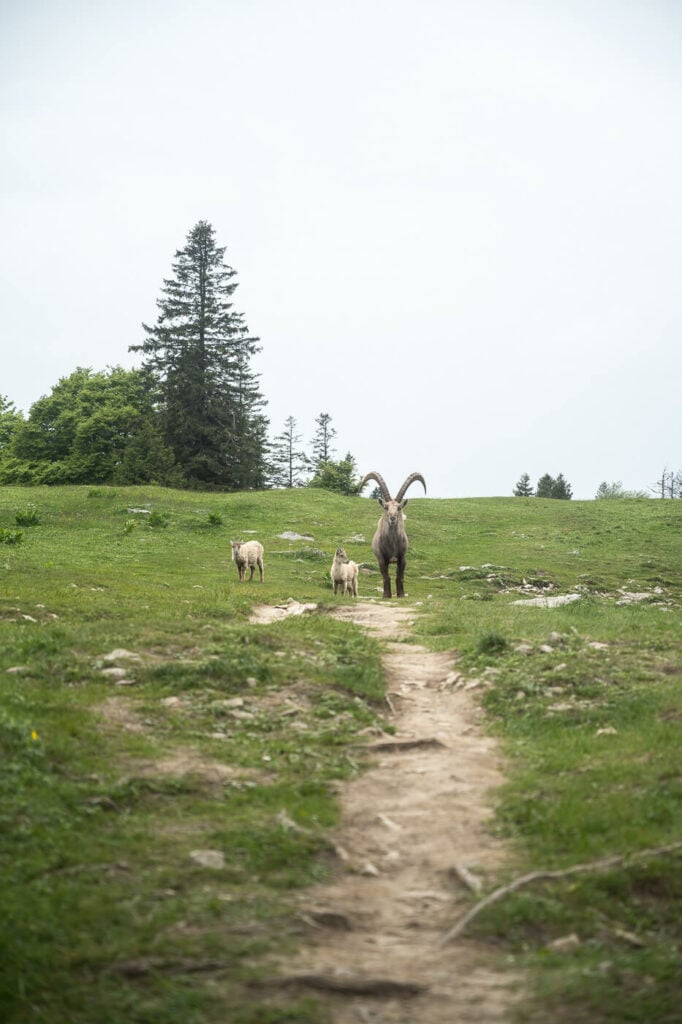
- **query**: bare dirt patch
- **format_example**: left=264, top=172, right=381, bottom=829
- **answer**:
left=265, top=600, right=522, bottom=1023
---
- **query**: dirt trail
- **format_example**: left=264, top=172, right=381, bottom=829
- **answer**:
left=265, top=600, right=521, bottom=1023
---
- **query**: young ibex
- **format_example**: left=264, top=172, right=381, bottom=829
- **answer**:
left=359, top=471, right=427, bottom=598
left=330, top=547, right=359, bottom=597
left=231, top=540, right=264, bottom=582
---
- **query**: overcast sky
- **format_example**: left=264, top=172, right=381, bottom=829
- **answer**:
left=2, top=0, right=681, bottom=498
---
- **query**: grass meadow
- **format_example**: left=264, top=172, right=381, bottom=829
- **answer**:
left=1, top=485, right=680, bottom=1023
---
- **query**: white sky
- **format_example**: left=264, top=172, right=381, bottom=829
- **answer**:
left=2, top=0, right=681, bottom=498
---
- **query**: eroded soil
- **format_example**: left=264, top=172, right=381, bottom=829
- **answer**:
left=257, top=600, right=522, bottom=1023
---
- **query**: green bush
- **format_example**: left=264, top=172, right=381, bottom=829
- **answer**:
left=15, top=506, right=41, bottom=527
left=0, top=528, right=23, bottom=545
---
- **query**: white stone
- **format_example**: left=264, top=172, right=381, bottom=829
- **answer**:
left=190, top=849, right=225, bottom=869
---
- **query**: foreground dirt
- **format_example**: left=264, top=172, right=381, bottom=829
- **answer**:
left=254, top=600, right=522, bottom=1023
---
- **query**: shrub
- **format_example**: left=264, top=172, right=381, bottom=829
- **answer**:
left=148, top=511, right=169, bottom=529
left=15, top=506, right=41, bottom=527
left=0, top=528, right=24, bottom=545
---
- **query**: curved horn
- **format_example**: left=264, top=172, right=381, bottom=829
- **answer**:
left=359, top=471, right=391, bottom=501
left=395, top=473, right=427, bottom=502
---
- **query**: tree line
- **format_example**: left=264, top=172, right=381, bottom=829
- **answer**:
left=514, top=472, right=677, bottom=499
left=0, top=221, right=358, bottom=493
left=1, top=219, right=676, bottom=498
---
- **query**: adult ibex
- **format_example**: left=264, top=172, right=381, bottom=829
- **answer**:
left=359, top=471, right=427, bottom=598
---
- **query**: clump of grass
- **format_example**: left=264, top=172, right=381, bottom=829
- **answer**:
left=0, top=528, right=23, bottom=545
left=14, top=506, right=41, bottom=526
left=476, top=630, right=508, bottom=655
left=148, top=510, right=169, bottom=529
left=207, top=511, right=224, bottom=526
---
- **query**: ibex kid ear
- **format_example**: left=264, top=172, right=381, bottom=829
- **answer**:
left=402, top=498, right=409, bottom=508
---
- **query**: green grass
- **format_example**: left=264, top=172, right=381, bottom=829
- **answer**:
left=0, top=486, right=680, bottom=1022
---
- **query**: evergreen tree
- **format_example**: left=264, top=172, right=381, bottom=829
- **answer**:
left=310, top=412, right=337, bottom=470
left=551, top=473, right=573, bottom=500
left=130, top=220, right=267, bottom=489
left=513, top=472, right=533, bottom=497
left=535, top=472, right=573, bottom=499
left=308, top=452, right=359, bottom=495
left=535, top=473, right=555, bottom=498
left=269, top=416, right=309, bottom=487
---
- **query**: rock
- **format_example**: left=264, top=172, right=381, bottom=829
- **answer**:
left=450, top=863, right=484, bottom=894
left=587, top=641, right=609, bottom=650
left=616, top=592, right=651, bottom=606
left=102, top=649, right=142, bottom=663
left=596, top=726, right=618, bottom=736
left=6, top=666, right=30, bottom=674
left=548, top=933, right=580, bottom=952
left=512, top=594, right=581, bottom=608
left=279, top=531, right=314, bottom=541
left=538, top=644, right=554, bottom=653
left=514, top=643, right=533, bottom=655
left=100, top=667, right=128, bottom=680
left=190, top=849, right=225, bottom=869
left=303, top=908, right=353, bottom=930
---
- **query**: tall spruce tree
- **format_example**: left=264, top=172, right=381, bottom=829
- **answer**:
left=130, top=221, right=268, bottom=489
left=310, top=412, right=337, bottom=470
left=270, top=416, right=309, bottom=487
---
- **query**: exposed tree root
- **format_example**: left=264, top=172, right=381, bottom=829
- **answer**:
left=441, top=840, right=682, bottom=945
left=360, top=737, right=447, bottom=753
left=108, top=957, right=230, bottom=977
left=253, top=973, right=427, bottom=996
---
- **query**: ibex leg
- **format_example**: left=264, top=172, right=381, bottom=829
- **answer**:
left=396, top=554, right=406, bottom=598
left=378, top=558, right=392, bottom=599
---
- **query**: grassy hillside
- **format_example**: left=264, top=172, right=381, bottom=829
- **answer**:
left=1, top=486, right=680, bottom=1023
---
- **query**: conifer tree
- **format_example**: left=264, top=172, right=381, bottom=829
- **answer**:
left=535, top=472, right=573, bottom=499
left=130, top=221, right=267, bottom=489
left=269, top=416, right=309, bottom=488
left=535, top=473, right=555, bottom=498
left=551, top=473, right=573, bottom=500
left=310, top=412, right=337, bottom=470
left=513, top=472, right=533, bottom=497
